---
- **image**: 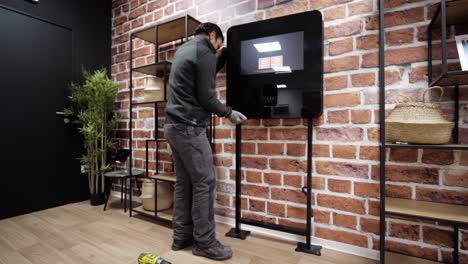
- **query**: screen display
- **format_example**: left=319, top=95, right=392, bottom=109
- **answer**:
left=240, top=31, right=304, bottom=75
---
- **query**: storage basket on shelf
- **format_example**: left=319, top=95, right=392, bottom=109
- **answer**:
left=140, top=179, right=173, bottom=212
left=143, top=76, right=167, bottom=102
left=385, top=86, right=454, bottom=144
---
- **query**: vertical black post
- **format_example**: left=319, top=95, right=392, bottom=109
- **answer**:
left=155, top=25, right=158, bottom=63
left=378, top=0, right=386, bottom=262
left=454, top=224, right=459, bottom=264
left=454, top=84, right=459, bottom=143
left=146, top=140, right=149, bottom=177
left=155, top=102, right=159, bottom=174
left=428, top=18, right=433, bottom=85
left=226, top=123, right=250, bottom=239
left=295, top=119, right=321, bottom=256
left=129, top=35, right=134, bottom=217
left=235, top=124, right=241, bottom=231
left=441, top=0, right=447, bottom=75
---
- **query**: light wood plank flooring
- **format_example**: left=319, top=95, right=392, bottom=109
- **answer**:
left=0, top=199, right=377, bottom=264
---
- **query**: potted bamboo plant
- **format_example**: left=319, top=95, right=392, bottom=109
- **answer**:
left=65, top=68, right=119, bottom=205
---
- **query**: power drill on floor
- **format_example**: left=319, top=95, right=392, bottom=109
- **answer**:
left=138, top=253, right=172, bottom=264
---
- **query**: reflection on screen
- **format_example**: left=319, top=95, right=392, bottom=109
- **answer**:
left=240, top=31, right=304, bottom=75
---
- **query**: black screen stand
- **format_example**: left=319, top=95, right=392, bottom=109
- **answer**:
left=226, top=118, right=322, bottom=256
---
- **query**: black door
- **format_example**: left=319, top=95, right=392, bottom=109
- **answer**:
left=0, top=6, right=86, bottom=219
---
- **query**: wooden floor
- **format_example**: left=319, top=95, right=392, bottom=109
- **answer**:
left=0, top=199, right=377, bottom=264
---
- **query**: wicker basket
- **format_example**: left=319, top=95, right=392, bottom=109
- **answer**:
left=139, top=179, right=173, bottom=212
left=386, top=87, right=454, bottom=144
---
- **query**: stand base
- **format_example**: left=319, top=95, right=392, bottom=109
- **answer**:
left=295, top=242, right=322, bottom=256
left=225, top=228, right=251, bottom=240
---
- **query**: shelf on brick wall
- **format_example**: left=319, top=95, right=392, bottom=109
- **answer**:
left=385, top=252, right=440, bottom=264
left=385, top=143, right=468, bottom=150
left=430, top=70, right=468, bottom=87
left=148, top=174, right=175, bottom=182
left=132, top=62, right=171, bottom=77
left=133, top=15, right=200, bottom=45
left=432, top=0, right=468, bottom=26
left=385, top=198, right=468, bottom=224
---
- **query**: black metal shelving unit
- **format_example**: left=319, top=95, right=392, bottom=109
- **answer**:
left=127, top=15, right=201, bottom=223
left=378, top=1, right=468, bottom=263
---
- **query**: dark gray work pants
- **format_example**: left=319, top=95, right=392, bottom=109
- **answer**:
left=164, top=123, right=216, bottom=247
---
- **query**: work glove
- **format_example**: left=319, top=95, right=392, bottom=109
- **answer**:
left=228, top=110, right=247, bottom=124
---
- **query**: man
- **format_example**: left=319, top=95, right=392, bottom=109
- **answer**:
left=164, top=22, right=247, bottom=261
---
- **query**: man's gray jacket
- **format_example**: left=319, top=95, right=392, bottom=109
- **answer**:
left=165, top=34, right=231, bottom=126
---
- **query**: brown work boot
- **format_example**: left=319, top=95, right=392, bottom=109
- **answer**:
left=192, top=240, right=233, bottom=260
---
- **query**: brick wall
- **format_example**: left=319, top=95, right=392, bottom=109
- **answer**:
left=111, top=0, right=468, bottom=262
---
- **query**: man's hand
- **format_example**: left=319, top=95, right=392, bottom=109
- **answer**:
left=228, top=110, right=247, bottom=124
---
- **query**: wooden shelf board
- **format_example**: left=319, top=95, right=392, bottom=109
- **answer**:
left=133, top=205, right=173, bottom=221
left=385, top=198, right=468, bottom=224
left=148, top=174, right=176, bottom=182
left=386, top=143, right=468, bottom=150
left=431, top=70, right=468, bottom=86
left=132, top=62, right=171, bottom=77
left=133, top=15, right=200, bottom=45
left=385, top=252, right=440, bottom=264
left=432, top=0, right=468, bottom=26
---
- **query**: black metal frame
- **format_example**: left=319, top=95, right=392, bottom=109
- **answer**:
left=127, top=15, right=201, bottom=223
left=378, top=1, right=466, bottom=263
left=226, top=119, right=322, bottom=256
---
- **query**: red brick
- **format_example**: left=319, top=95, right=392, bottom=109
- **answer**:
left=267, top=202, right=285, bottom=216
left=368, top=200, right=380, bottom=216
left=246, top=171, right=262, bottom=183
left=366, top=7, right=424, bottom=30
left=114, top=16, right=128, bottom=26
left=316, top=127, right=363, bottom=142
left=360, top=146, right=379, bottom=161
left=235, top=0, right=255, bottom=15
left=384, top=0, right=424, bottom=8
left=361, top=52, right=378, bottom=68
left=262, top=119, right=281, bottom=127
left=313, top=144, right=330, bottom=157
left=265, top=0, right=308, bottom=19
left=386, top=28, right=414, bottom=46
left=328, top=179, right=351, bottom=194
left=270, top=158, right=307, bottom=172
left=264, top=172, right=281, bottom=185
left=416, top=187, right=468, bottom=205
left=348, top=0, right=373, bottom=16
left=389, top=148, right=418, bottom=162
left=386, top=184, right=412, bottom=199
left=286, top=143, right=306, bottom=157
left=270, top=128, right=307, bottom=141
left=422, top=149, right=454, bottom=165
left=316, top=161, right=368, bottom=178
left=313, top=177, right=326, bottom=190
left=214, top=156, right=232, bottom=167
left=258, top=143, right=284, bottom=155
left=356, top=34, right=378, bottom=50
left=258, top=0, right=274, bottom=9
left=324, top=19, right=362, bottom=39
left=128, top=6, right=146, bottom=20
left=313, top=209, right=331, bottom=224
left=386, top=46, right=427, bottom=66
left=409, top=65, right=428, bottom=83
left=249, top=198, right=266, bottom=212
left=324, top=91, right=361, bottom=107
left=287, top=205, right=306, bottom=219
left=242, top=128, right=268, bottom=140
left=332, top=145, right=356, bottom=159
left=351, top=72, right=375, bottom=87
left=323, top=5, right=346, bottom=22
left=444, top=170, right=468, bottom=188
left=283, top=119, right=301, bottom=126
left=310, top=0, right=351, bottom=9
left=351, top=109, right=371, bottom=124
left=360, top=217, right=379, bottom=234
left=324, top=56, right=360, bottom=73
left=315, top=226, right=367, bottom=247
left=242, top=184, right=269, bottom=198
left=385, top=240, right=438, bottom=261
left=328, top=37, right=353, bottom=56
left=278, top=219, right=306, bottom=229
left=462, top=231, right=468, bottom=250
left=271, top=188, right=306, bottom=204
left=328, top=110, right=349, bottom=124
left=324, top=75, right=348, bottom=91
left=214, top=128, right=231, bottom=139
left=317, top=194, right=365, bottom=214
left=333, top=213, right=357, bottom=229
left=354, top=182, right=379, bottom=198
left=242, top=212, right=276, bottom=224
left=147, top=0, right=168, bottom=11
left=284, top=174, right=301, bottom=188
left=390, top=222, right=420, bottom=241
left=423, top=226, right=453, bottom=247
left=386, top=165, right=439, bottom=184
left=216, top=193, right=231, bottom=206
left=242, top=156, right=267, bottom=170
